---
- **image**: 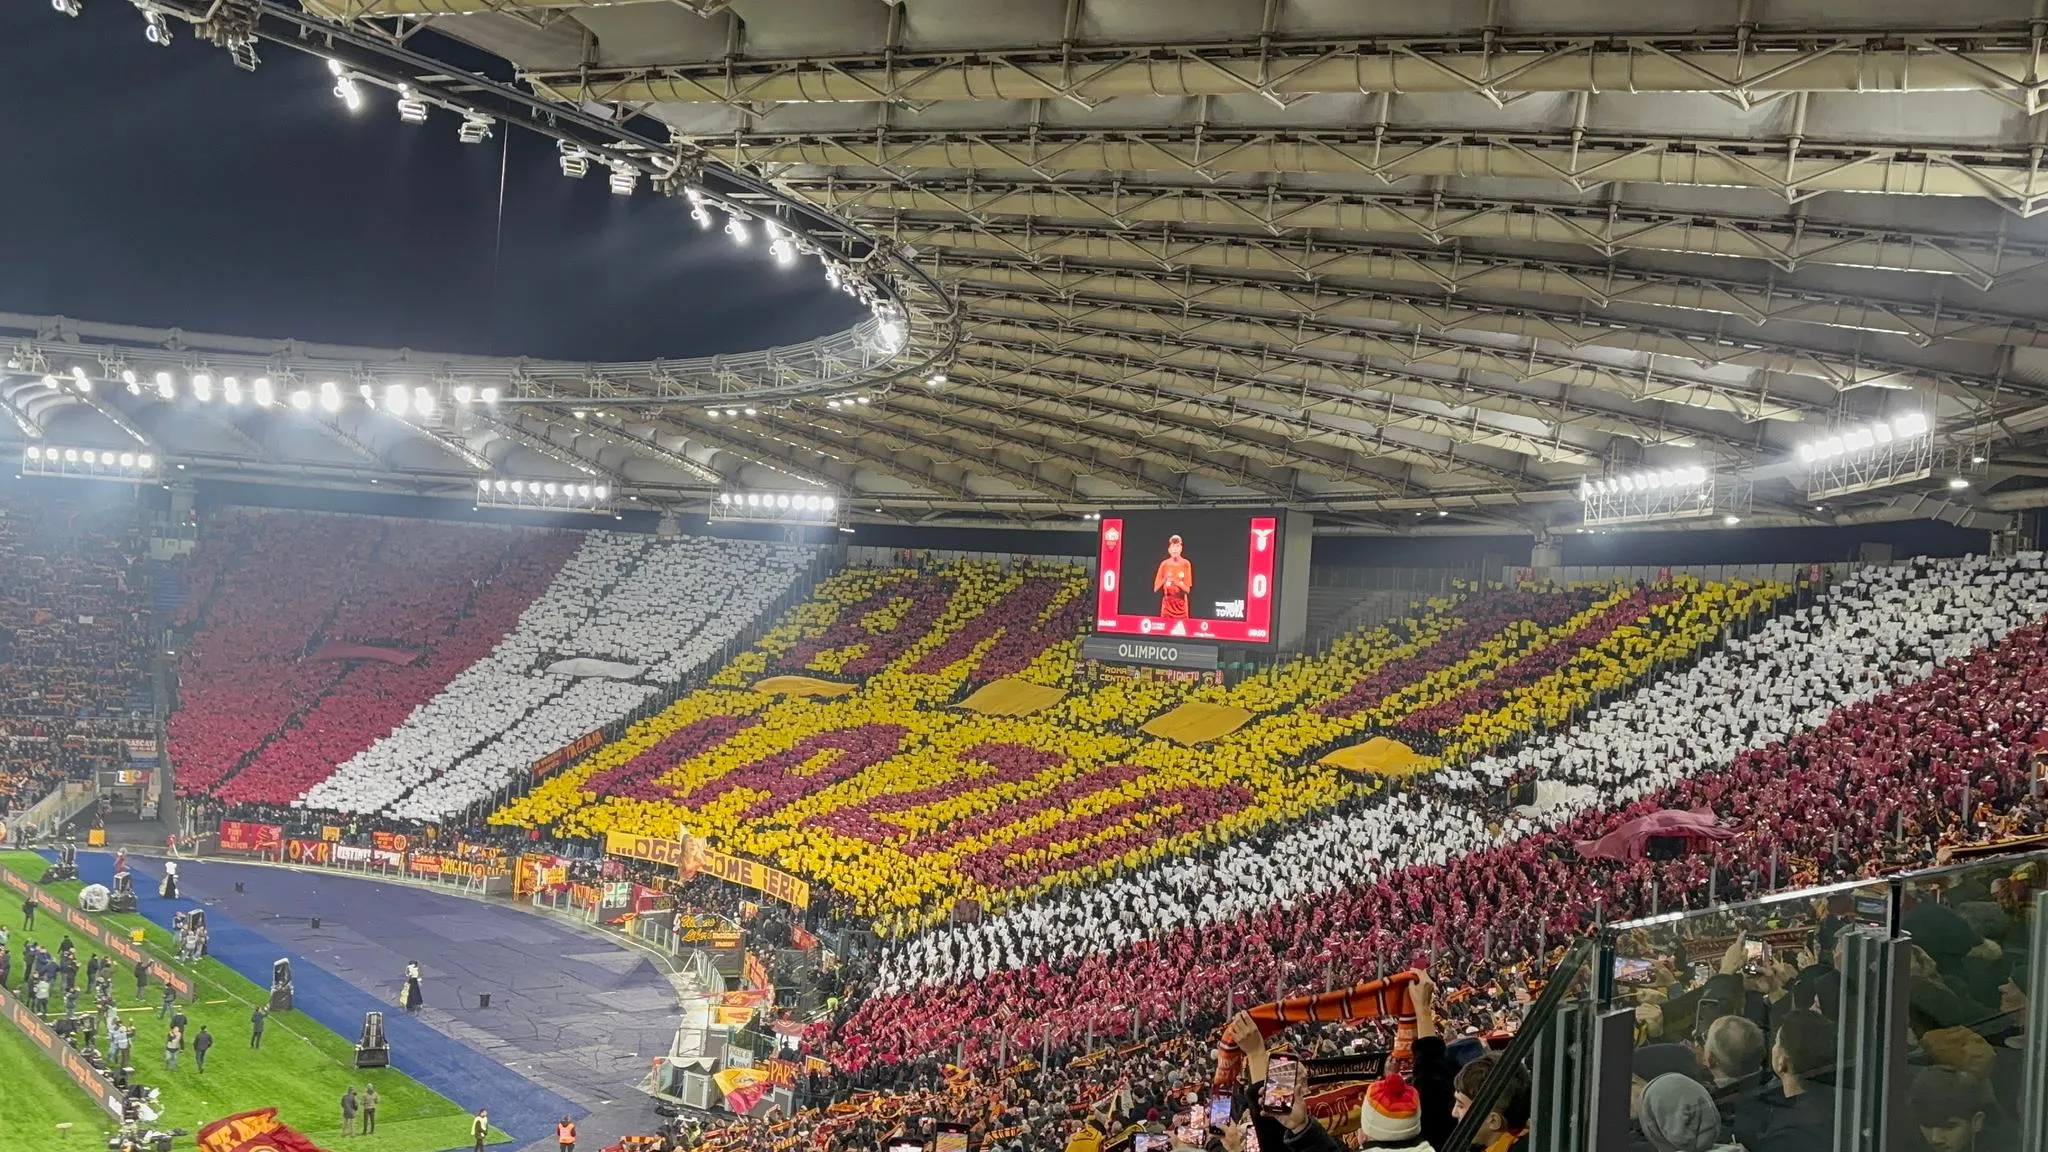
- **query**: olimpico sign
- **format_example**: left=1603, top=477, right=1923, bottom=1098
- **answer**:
left=1079, top=634, right=1220, bottom=670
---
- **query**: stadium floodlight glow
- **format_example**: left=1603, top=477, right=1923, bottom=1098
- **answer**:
left=685, top=187, right=713, bottom=229
left=141, top=8, right=170, bottom=45
left=710, top=488, right=842, bottom=527
left=192, top=373, right=212, bottom=402
left=558, top=142, right=590, bottom=179
left=333, top=73, right=363, bottom=113
left=1579, top=464, right=1736, bottom=527
left=477, top=475, right=613, bottom=512
left=926, top=373, right=947, bottom=387
left=395, top=87, right=428, bottom=125
left=1798, top=411, right=1936, bottom=500
left=1948, top=476, right=1971, bottom=489
left=221, top=376, right=243, bottom=405
left=319, top=382, right=341, bottom=413
left=457, top=114, right=492, bottom=144
left=289, top=389, right=312, bottom=411
left=452, top=385, right=473, bottom=406
left=381, top=382, right=411, bottom=417
left=724, top=214, right=749, bottom=245
left=154, top=371, right=174, bottom=399
left=478, top=387, right=499, bottom=405
left=873, top=318, right=905, bottom=353
left=767, top=222, right=796, bottom=267
left=606, top=163, right=638, bottom=196
left=69, top=365, right=91, bottom=393
left=252, top=377, right=274, bottom=408
left=412, top=386, right=436, bottom=417
left=120, top=368, right=138, bottom=392
left=53, top=0, right=81, bottom=15
left=23, top=444, right=159, bottom=482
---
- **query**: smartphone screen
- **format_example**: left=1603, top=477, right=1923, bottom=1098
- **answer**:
left=1261, top=1057, right=1302, bottom=1112
left=1611, top=957, right=1654, bottom=984
left=1208, top=1092, right=1234, bottom=1128
left=1173, top=1111, right=1207, bottom=1147
left=1134, top=1136, right=1171, bottom=1152
left=1744, top=940, right=1766, bottom=964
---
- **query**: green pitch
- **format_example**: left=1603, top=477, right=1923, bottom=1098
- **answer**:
left=0, top=852, right=505, bottom=1152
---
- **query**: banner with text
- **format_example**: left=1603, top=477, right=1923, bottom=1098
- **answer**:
left=217, top=820, right=284, bottom=856
left=198, top=1108, right=329, bottom=1152
left=603, top=832, right=810, bottom=909
left=533, top=729, right=605, bottom=780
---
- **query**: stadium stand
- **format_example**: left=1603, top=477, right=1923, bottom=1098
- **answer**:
left=491, top=566, right=1787, bottom=933
left=0, top=490, right=154, bottom=820
left=298, top=532, right=814, bottom=820
left=166, top=510, right=576, bottom=802
left=835, top=554, right=2048, bottom=1068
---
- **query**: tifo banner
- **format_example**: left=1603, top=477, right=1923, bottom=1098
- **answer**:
left=762, top=1058, right=800, bottom=1088
left=0, top=870, right=194, bottom=999
left=713, top=1066, right=772, bottom=1114
left=124, top=739, right=158, bottom=763
left=285, top=839, right=332, bottom=866
left=217, top=820, right=283, bottom=856
left=603, top=832, right=811, bottom=909
left=533, top=729, right=605, bottom=780
left=371, top=830, right=410, bottom=854
left=320, top=825, right=343, bottom=842
left=198, top=1108, right=329, bottom=1152
left=513, top=853, right=569, bottom=897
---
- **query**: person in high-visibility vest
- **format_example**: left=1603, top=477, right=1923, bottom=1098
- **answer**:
left=555, top=1115, right=576, bottom=1152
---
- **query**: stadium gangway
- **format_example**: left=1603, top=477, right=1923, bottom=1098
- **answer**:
left=1522, top=847, right=2048, bottom=1152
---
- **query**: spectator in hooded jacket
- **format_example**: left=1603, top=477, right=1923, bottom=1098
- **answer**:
left=1730, top=1011, right=1834, bottom=1152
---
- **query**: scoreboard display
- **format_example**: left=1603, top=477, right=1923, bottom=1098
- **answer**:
left=1094, top=509, right=1283, bottom=645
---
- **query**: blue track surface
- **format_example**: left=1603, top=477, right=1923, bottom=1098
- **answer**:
left=62, top=851, right=581, bottom=1148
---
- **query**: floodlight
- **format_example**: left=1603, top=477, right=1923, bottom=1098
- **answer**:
left=136, top=454, right=152, bottom=470
left=593, top=485, right=607, bottom=500
left=252, top=377, right=274, bottom=408
left=54, top=0, right=82, bottom=14
left=493, top=480, right=507, bottom=493
left=821, top=496, right=835, bottom=511
left=926, top=373, right=947, bottom=387
left=457, top=115, right=492, bottom=145
left=396, top=87, right=428, bottom=125
left=558, top=142, right=590, bottom=179
left=478, top=387, right=499, bottom=404
left=192, top=373, right=213, bottom=402
left=725, top=215, right=749, bottom=245
left=63, top=449, right=79, bottom=462
left=607, top=165, right=638, bottom=196
left=511, top=481, right=526, bottom=494
left=155, top=371, right=174, bottom=399
left=319, top=381, right=341, bottom=412
left=1872, top=422, right=1893, bottom=444
left=334, top=76, right=363, bottom=112
left=1893, top=412, right=1929, bottom=437
left=1948, top=476, right=1971, bottom=489
left=412, top=386, right=436, bottom=416
left=119, top=453, right=135, bottom=468
left=222, top=377, right=243, bottom=405
left=142, top=9, right=170, bottom=45
left=383, top=383, right=411, bottom=417
left=719, top=493, right=731, bottom=504
left=120, top=368, right=138, bottom=390
left=1722, top=515, right=1741, bottom=526
left=453, top=385, right=473, bottom=405
left=543, top=483, right=558, bottom=496
left=26, top=446, right=41, bottom=460
left=71, top=365, right=91, bottom=392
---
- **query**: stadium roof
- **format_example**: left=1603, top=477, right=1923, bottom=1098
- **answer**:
left=18, top=0, right=2048, bottom=535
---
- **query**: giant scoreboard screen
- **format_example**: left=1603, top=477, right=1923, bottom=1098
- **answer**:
left=1094, top=509, right=1283, bottom=644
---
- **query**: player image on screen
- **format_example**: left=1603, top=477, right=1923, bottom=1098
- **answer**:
left=1153, top=534, right=1192, bottom=619
left=1096, top=510, right=1282, bottom=644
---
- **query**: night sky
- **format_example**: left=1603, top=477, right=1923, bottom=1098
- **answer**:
left=0, top=2, right=864, bottom=361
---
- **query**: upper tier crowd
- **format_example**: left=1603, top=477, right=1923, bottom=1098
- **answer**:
left=0, top=490, right=154, bottom=820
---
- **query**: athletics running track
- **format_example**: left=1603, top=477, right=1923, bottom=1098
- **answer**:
left=56, top=851, right=679, bottom=1152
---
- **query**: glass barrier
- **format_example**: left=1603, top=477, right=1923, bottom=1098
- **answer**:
left=1545, top=845, right=2048, bottom=1152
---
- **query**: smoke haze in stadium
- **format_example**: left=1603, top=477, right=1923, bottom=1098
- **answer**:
left=0, top=3, right=864, bottom=361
